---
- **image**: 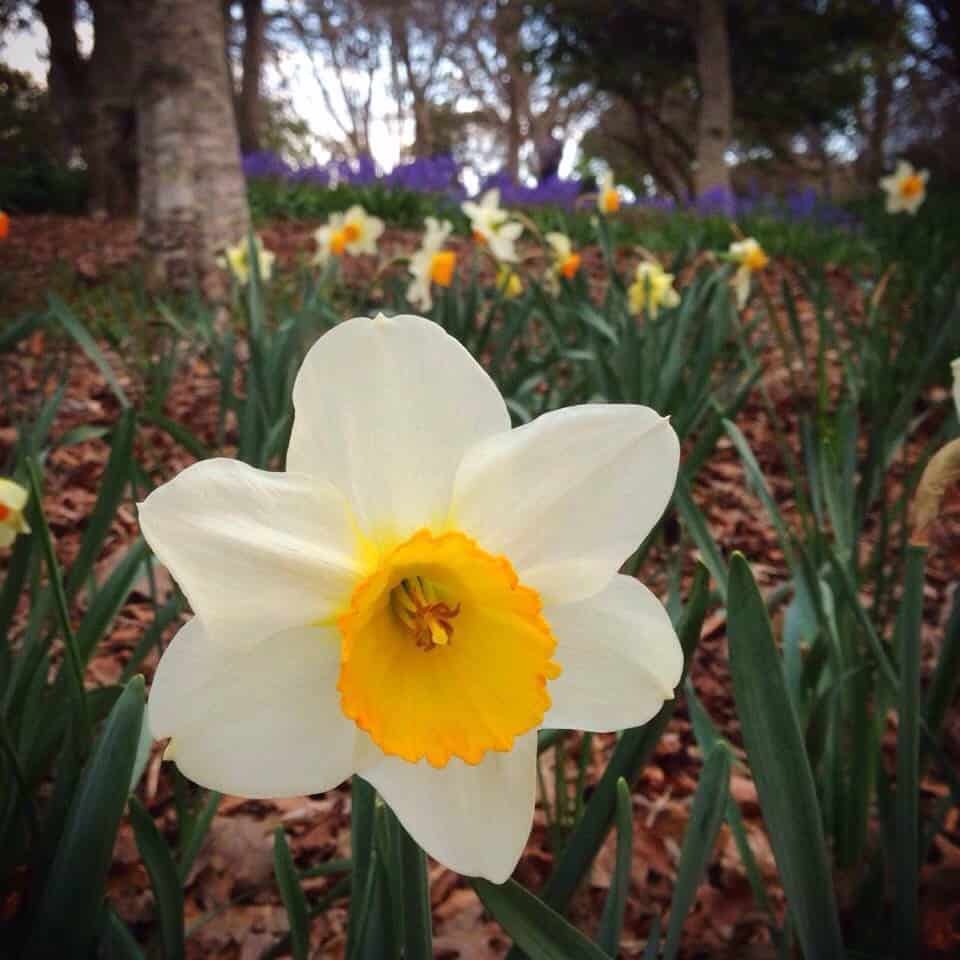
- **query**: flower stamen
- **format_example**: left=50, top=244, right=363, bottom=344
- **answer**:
left=391, top=576, right=461, bottom=652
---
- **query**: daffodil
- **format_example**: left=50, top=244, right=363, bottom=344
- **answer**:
left=880, top=160, right=929, bottom=215
left=407, top=218, right=457, bottom=311
left=140, top=314, right=682, bottom=883
left=628, top=261, right=680, bottom=317
left=597, top=172, right=620, bottom=215
left=314, top=206, right=385, bottom=264
left=462, top=189, right=524, bottom=263
left=496, top=264, right=523, bottom=299
left=0, top=478, right=30, bottom=547
left=546, top=232, right=582, bottom=281
left=220, top=235, right=275, bottom=286
left=728, top=237, right=768, bottom=309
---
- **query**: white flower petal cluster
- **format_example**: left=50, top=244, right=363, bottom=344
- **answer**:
left=879, top=160, right=929, bottom=215
left=407, top=218, right=456, bottom=311
left=141, top=314, right=682, bottom=883
left=462, top=189, right=524, bottom=262
left=315, top=205, right=385, bottom=263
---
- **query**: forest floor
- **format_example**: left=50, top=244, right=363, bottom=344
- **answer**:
left=1, top=216, right=960, bottom=959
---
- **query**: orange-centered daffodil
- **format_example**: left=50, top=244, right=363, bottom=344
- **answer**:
left=597, top=171, right=620, bottom=214
left=879, top=160, right=929, bottom=215
left=546, top=232, right=582, bottom=282
left=315, top=205, right=385, bottom=264
left=728, top=237, right=769, bottom=308
left=140, top=314, right=681, bottom=882
left=407, top=218, right=458, bottom=310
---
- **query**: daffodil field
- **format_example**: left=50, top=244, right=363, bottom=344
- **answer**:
left=1, top=168, right=960, bottom=959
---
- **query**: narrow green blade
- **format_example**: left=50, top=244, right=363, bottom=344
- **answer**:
left=726, top=554, right=844, bottom=960
left=474, top=878, right=611, bottom=960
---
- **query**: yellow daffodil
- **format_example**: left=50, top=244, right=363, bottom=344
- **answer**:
left=628, top=261, right=680, bottom=317
left=220, top=235, right=275, bottom=286
left=597, top=172, right=620, bottom=214
left=496, top=264, right=523, bottom=298
left=407, top=218, right=457, bottom=311
left=728, top=237, right=769, bottom=309
left=314, top=206, right=385, bottom=264
left=462, top=189, right=524, bottom=263
left=0, top=478, right=30, bottom=547
left=546, top=232, right=582, bottom=281
left=880, top=160, right=929, bottom=215
left=140, top=314, right=682, bottom=882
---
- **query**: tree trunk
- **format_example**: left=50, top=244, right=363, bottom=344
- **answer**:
left=496, top=0, right=525, bottom=181
left=866, top=57, right=893, bottom=182
left=390, top=10, right=432, bottom=156
left=135, top=0, right=250, bottom=296
left=87, top=0, right=138, bottom=216
left=694, top=0, right=733, bottom=207
left=237, top=0, right=265, bottom=153
left=35, top=0, right=89, bottom=164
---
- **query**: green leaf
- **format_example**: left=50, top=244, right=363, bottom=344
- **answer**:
left=74, top=538, right=149, bottom=665
left=895, top=546, right=925, bottom=956
left=25, top=457, right=91, bottom=747
left=346, top=777, right=378, bottom=959
left=100, top=905, right=145, bottom=960
left=23, top=676, right=145, bottom=958
left=274, top=826, right=311, bottom=960
left=473, top=878, right=611, bottom=960
left=662, top=743, right=732, bottom=960
left=535, top=563, right=708, bottom=916
left=49, top=293, right=130, bottom=408
left=596, top=778, right=632, bottom=956
left=130, top=796, right=185, bottom=960
left=177, top=789, right=220, bottom=882
left=140, top=411, right=212, bottom=461
left=924, top=582, right=960, bottom=752
left=726, top=554, right=844, bottom=960
left=65, top=408, right=136, bottom=601
left=395, top=817, right=433, bottom=959
left=674, top=479, right=728, bottom=600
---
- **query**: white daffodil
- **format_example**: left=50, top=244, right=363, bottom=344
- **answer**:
left=628, top=261, right=680, bottom=318
left=0, top=478, right=30, bottom=548
left=220, top=235, right=275, bottom=286
left=140, top=314, right=682, bottom=884
left=407, top=218, right=457, bottom=311
left=314, top=206, right=384, bottom=264
left=880, top=160, right=929, bottom=215
left=728, top=237, right=769, bottom=309
left=462, top=189, right=524, bottom=263
left=597, top=172, right=620, bottom=214
left=546, top=232, right=582, bottom=281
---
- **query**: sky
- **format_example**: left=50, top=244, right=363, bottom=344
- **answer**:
left=1, top=17, right=579, bottom=190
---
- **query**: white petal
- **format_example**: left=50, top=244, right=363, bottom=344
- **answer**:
left=138, top=458, right=360, bottom=634
left=149, top=618, right=362, bottom=797
left=543, top=574, right=682, bottom=731
left=360, top=731, right=537, bottom=882
left=288, top=315, right=510, bottom=539
left=734, top=266, right=751, bottom=308
left=453, top=404, right=679, bottom=604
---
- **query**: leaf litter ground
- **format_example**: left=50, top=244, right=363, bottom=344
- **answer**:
left=1, top=216, right=959, bottom=958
